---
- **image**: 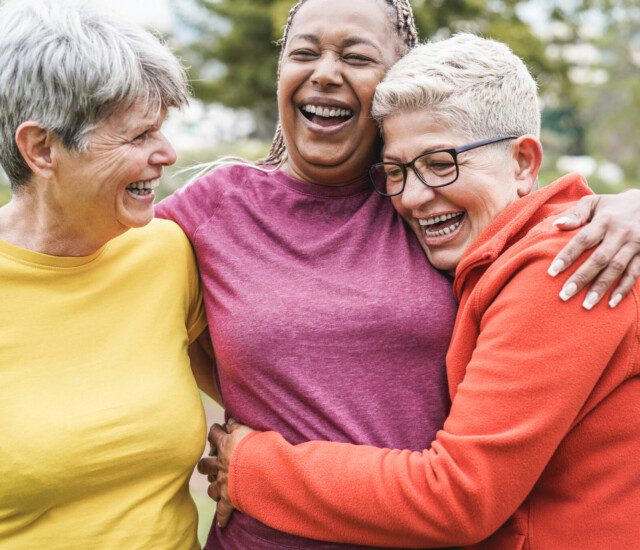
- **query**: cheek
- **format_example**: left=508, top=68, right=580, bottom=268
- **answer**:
left=391, top=198, right=418, bottom=234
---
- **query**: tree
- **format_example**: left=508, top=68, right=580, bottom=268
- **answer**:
left=173, top=0, right=583, bottom=151
left=579, top=0, right=640, bottom=182
left=171, top=0, right=291, bottom=138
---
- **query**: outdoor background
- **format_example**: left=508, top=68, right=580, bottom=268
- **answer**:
left=1, top=0, right=638, bottom=545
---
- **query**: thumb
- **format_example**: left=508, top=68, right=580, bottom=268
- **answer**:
left=553, top=195, right=599, bottom=229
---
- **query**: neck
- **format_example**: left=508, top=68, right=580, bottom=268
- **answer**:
left=282, top=160, right=370, bottom=188
left=0, top=189, right=123, bottom=257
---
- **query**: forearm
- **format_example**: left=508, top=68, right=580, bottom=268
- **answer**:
left=228, top=254, right=634, bottom=547
left=230, top=430, right=528, bottom=547
left=189, top=331, right=222, bottom=405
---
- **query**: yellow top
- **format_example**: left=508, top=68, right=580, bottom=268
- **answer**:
left=0, top=219, right=207, bottom=549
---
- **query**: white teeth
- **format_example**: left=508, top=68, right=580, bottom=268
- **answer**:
left=127, top=178, right=160, bottom=191
left=301, top=104, right=353, bottom=118
left=418, top=212, right=462, bottom=227
left=417, top=212, right=464, bottom=237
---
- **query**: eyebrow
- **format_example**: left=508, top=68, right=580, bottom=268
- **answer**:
left=290, top=33, right=383, bottom=55
left=383, top=144, right=454, bottom=162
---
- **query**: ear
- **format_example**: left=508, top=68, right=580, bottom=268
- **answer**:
left=14, top=122, right=55, bottom=180
left=512, top=135, right=543, bottom=197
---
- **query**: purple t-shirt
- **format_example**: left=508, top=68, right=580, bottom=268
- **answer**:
left=157, top=165, right=456, bottom=549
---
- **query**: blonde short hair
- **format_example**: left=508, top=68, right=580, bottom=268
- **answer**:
left=372, top=33, right=541, bottom=140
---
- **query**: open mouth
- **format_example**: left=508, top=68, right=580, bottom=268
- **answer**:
left=300, top=104, right=354, bottom=128
left=419, top=211, right=465, bottom=238
left=126, top=178, right=160, bottom=197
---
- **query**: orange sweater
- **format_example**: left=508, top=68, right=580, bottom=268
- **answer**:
left=228, top=174, right=640, bottom=549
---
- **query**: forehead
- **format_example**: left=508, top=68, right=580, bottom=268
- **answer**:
left=100, top=101, right=164, bottom=135
left=290, top=0, right=399, bottom=55
left=382, top=110, right=466, bottom=159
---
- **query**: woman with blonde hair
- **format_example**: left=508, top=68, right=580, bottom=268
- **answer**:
left=204, top=34, right=640, bottom=549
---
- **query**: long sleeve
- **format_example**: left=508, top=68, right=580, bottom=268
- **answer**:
left=227, top=246, right=638, bottom=548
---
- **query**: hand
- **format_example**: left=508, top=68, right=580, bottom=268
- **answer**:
left=197, top=420, right=254, bottom=528
left=548, top=188, right=640, bottom=309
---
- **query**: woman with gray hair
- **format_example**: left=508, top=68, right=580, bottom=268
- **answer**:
left=204, top=34, right=640, bottom=549
left=0, top=1, right=210, bottom=548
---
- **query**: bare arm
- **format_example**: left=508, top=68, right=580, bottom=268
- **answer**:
left=189, top=329, right=223, bottom=405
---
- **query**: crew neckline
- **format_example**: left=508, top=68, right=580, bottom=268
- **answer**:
left=273, top=169, right=373, bottom=198
left=0, top=238, right=108, bottom=269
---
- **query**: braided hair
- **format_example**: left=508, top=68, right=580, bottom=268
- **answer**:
left=258, top=0, right=419, bottom=167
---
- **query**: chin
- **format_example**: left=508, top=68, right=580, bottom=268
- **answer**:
left=426, top=248, right=461, bottom=274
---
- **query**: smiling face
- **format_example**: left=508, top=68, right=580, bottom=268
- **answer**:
left=385, top=110, right=529, bottom=273
left=53, top=101, right=176, bottom=242
left=278, top=0, right=401, bottom=185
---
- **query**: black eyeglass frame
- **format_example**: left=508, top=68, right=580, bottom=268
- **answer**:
left=369, top=135, right=519, bottom=197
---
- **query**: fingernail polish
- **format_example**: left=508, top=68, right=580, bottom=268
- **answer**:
left=559, top=282, right=578, bottom=301
left=547, top=259, right=565, bottom=277
left=609, top=294, right=622, bottom=308
left=583, top=291, right=599, bottom=310
left=553, top=216, right=570, bottom=226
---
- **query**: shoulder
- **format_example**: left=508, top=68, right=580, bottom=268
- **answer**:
left=170, top=163, right=271, bottom=205
left=155, top=162, right=274, bottom=235
left=113, top=219, right=192, bottom=260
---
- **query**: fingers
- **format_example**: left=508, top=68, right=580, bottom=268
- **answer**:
left=207, top=479, right=222, bottom=502
left=548, top=222, right=610, bottom=279
left=552, top=195, right=599, bottom=230
left=197, top=456, right=219, bottom=483
left=569, top=243, right=636, bottom=309
left=216, top=497, right=235, bottom=529
left=609, top=256, right=640, bottom=308
left=208, top=423, right=229, bottom=450
left=556, top=239, right=640, bottom=310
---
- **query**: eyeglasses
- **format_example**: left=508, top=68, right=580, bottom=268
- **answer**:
left=369, top=136, right=518, bottom=197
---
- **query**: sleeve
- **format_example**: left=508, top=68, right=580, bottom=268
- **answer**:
left=155, top=169, right=226, bottom=240
left=226, top=244, right=638, bottom=548
left=184, top=239, right=206, bottom=343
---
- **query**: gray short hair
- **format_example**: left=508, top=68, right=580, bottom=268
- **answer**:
left=0, top=0, right=189, bottom=189
left=372, top=33, right=541, bottom=142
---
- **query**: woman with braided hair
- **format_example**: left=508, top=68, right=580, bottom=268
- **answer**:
left=157, top=0, right=640, bottom=548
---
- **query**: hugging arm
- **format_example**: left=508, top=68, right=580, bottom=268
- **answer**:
left=203, top=252, right=635, bottom=547
left=551, top=188, right=640, bottom=307
left=189, top=330, right=222, bottom=405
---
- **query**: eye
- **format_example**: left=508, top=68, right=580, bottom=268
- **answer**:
left=384, top=164, right=404, bottom=181
left=132, top=131, right=150, bottom=143
left=417, top=153, right=457, bottom=176
left=343, top=53, right=373, bottom=65
left=290, top=49, right=318, bottom=60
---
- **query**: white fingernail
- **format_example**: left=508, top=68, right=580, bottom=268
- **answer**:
left=582, top=291, right=599, bottom=310
left=227, top=418, right=236, bottom=425
left=553, top=216, right=571, bottom=226
left=559, top=282, right=578, bottom=301
left=609, top=293, right=622, bottom=308
left=547, top=259, right=565, bottom=277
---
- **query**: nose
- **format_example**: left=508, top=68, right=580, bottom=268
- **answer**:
left=150, top=131, right=177, bottom=167
left=400, top=169, right=435, bottom=212
left=311, top=52, right=343, bottom=88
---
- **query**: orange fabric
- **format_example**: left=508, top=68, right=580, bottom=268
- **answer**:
left=228, top=173, right=640, bottom=549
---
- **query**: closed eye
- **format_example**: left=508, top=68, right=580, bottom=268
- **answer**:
left=290, top=49, right=318, bottom=60
left=343, top=53, right=373, bottom=64
left=132, top=131, right=151, bottom=143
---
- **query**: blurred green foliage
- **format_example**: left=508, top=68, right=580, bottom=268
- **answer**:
left=172, top=0, right=640, bottom=186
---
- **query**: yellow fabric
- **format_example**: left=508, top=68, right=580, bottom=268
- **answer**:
left=0, top=219, right=207, bottom=549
